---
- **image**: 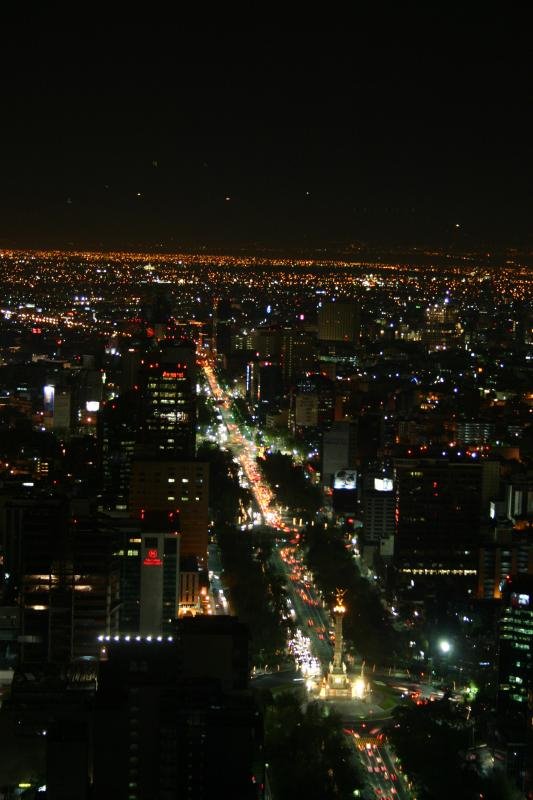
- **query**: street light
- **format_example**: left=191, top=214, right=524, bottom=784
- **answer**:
left=426, top=639, right=453, bottom=685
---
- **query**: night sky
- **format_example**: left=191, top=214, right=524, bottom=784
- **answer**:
left=1, top=26, right=531, bottom=252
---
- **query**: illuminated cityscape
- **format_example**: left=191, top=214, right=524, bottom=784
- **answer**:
left=0, top=28, right=532, bottom=800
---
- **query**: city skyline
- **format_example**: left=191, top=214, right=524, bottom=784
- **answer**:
left=1, top=23, right=532, bottom=800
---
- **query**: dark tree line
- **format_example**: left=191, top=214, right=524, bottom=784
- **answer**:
left=264, top=693, right=364, bottom=800
left=260, top=452, right=322, bottom=516
left=304, top=523, right=405, bottom=665
left=389, top=699, right=523, bottom=800
left=217, top=525, right=288, bottom=666
left=197, top=442, right=251, bottom=526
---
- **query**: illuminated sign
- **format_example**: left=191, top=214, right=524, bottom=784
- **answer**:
left=334, top=470, right=357, bottom=490
left=143, top=548, right=162, bottom=567
left=509, top=592, right=531, bottom=608
left=43, top=385, right=55, bottom=413
left=86, top=401, right=100, bottom=412
left=374, top=477, right=393, bottom=492
left=162, top=371, right=185, bottom=379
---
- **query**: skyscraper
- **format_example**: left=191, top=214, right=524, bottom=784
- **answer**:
left=280, top=328, right=316, bottom=387
left=4, top=498, right=120, bottom=663
left=93, top=618, right=263, bottom=800
left=362, top=470, right=395, bottom=559
left=498, top=575, right=533, bottom=711
left=129, top=460, right=209, bottom=561
left=139, top=510, right=180, bottom=636
left=321, top=421, right=357, bottom=488
left=138, top=341, right=197, bottom=460
left=394, top=455, right=500, bottom=580
left=497, top=575, right=533, bottom=794
left=99, top=391, right=140, bottom=510
left=318, top=301, right=360, bottom=344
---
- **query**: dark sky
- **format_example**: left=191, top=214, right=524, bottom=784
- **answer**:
left=1, top=25, right=531, bottom=252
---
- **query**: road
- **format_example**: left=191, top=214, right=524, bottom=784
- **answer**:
left=202, top=360, right=328, bottom=677
left=275, top=541, right=333, bottom=665
left=251, top=668, right=302, bottom=690
left=207, top=542, right=229, bottom=615
left=203, top=362, right=281, bottom=526
left=202, top=359, right=415, bottom=797
left=349, top=731, right=412, bottom=800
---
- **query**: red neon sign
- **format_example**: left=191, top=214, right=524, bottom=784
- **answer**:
left=143, top=548, right=162, bottom=566
left=162, top=371, right=185, bottom=379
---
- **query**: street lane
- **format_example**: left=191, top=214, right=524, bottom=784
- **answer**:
left=207, top=542, right=229, bottom=615
left=202, top=360, right=328, bottom=678
left=349, top=734, right=412, bottom=800
left=203, top=359, right=415, bottom=798
left=203, top=362, right=282, bottom=526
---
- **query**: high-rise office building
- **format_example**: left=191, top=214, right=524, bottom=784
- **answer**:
left=294, top=393, right=319, bottom=428
left=119, top=345, right=143, bottom=394
left=318, top=301, right=360, bottom=344
left=321, top=422, right=358, bottom=488
left=5, top=497, right=71, bottom=663
left=138, top=341, right=197, bottom=460
left=43, top=384, right=72, bottom=431
left=478, top=521, right=533, bottom=600
left=4, top=498, right=120, bottom=663
left=362, top=471, right=396, bottom=558
left=506, top=474, right=533, bottom=523
left=129, top=460, right=209, bottom=562
left=70, top=508, right=121, bottom=658
left=139, top=511, right=180, bottom=636
left=93, top=617, right=263, bottom=800
left=456, top=421, right=495, bottom=445
left=422, top=303, right=463, bottom=352
left=258, top=362, right=283, bottom=404
left=215, top=319, right=233, bottom=357
left=102, top=511, right=143, bottom=634
left=291, top=373, right=335, bottom=431
left=252, top=326, right=282, bottom=359
left=280, top=328, right=316, bottom=387
left=99, top=391, right=140, bottom=510
left=247, top=360, right=283, bottom=407
left=497, top=575, right=533, bottom=795
left=394, top=455, right=500, bottom=579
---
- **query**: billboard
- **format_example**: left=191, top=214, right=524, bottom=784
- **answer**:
left=334, top=470, right=357, bottom=490
left=43, top=384, right=55, bottom=414
left=374, top=477, right=393, bottom=492
left=511, top=592, right=531, bottom=608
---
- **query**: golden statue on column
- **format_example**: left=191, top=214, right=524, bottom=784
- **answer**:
left=320, top=589, right=368, bottom=700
